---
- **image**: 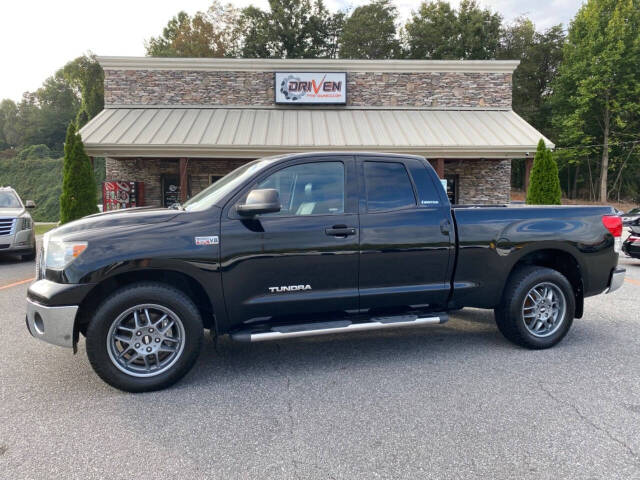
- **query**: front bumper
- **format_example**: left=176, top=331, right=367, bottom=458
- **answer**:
left=0, top=230, right=35, bottom=253
left=606, top=267, right=626, bottom=294
left=25, top=298, right=78, bottom=348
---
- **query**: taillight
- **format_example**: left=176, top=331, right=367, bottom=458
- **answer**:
left=602, top=215, right=623, bottom=253
left=629, top=236, right=640, bottom=243
left=602, top=215, right=623, bottom=236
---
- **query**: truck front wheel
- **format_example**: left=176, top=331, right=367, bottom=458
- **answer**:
left=86, top=282, right=203, bottom=392
left=495, top=266, right=575, bottom=349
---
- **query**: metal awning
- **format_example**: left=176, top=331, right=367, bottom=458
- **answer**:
left=79, top=107, right=553, bottom=159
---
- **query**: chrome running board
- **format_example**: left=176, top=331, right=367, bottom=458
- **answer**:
left=231, top=313, right=448, bottom=342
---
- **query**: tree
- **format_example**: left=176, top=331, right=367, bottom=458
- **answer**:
left=0, top=99, right=18, bottom=149
left=339, top=0, right=400, bottom=59
left=145, top=2, right=240, bottom=58
left=33, top=72, right=80, bottom=148
left=237, top=6, right=272, bottom=57
left=62, top=55, right=104, bottom=128
left=456, top=0, right=502, bottom=59
left=59, top=123, right=98, bottom=224
left=0, top=70, right=79, bottom=152
left=405, top=1, right=458, bottom=59
left=498, top=19, right=565, bottom=135
left=305, top=1, right=345, bottom=59
left=238, top=0, right=343, bottom=58
left=405, top=0, right=501, bottom=60
left=552, top=0, right=640, bottom=201
left=526, top=139, right=562, bottom=205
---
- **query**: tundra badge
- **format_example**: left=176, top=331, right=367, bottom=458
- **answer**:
left=269, top=285, right=312, bottom=293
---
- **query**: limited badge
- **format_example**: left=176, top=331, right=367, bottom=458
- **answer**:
left=195, top=236, right=219, bottom=246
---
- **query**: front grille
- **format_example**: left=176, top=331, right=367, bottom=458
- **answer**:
left=0, top=218, right=16, bottom=236
left=0, top=244, right=9, bottom=249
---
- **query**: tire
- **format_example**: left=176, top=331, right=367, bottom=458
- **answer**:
left=494, top=266, right=575, bottom=349
left=22, top=247, right=36, bottom=261
left=86, top=282, right=203, bottom=392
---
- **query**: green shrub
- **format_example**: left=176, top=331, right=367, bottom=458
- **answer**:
left=16, top=144, right=52, bottom=161
left=0, top=156, right=62, bottom=222
left=59, top=123, right=98, bottom=224
left=526, top=139, right=562, bottom=205
left=0, top=147, right=104, bottom=222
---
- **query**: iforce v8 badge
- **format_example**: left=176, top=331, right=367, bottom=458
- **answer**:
left=195, top=236, right=219, bottom=246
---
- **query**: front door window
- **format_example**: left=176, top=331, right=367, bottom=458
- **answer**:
left=256, top=162, right=345, bottom=216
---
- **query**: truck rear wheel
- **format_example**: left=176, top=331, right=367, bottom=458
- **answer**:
left=86, top=282, right=203, bottom=392
left=495, top=266, right=575, bottom=349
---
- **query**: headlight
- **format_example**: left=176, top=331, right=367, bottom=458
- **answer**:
left=17, top=216, right=32, bottom=231
left=45, top=240, right=88, bottom=270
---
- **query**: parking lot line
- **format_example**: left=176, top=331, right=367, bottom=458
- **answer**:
left=625, top=277, right=640, bottom=286
left=0, top=277, right=34, bottom=291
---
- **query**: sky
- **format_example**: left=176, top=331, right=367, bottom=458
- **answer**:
left=0, top=0, right=584, bottom=102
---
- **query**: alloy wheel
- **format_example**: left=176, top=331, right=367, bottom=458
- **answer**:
left=106, top=304, right=186, bottom=377
left=522, top=282, right=567, bottom=338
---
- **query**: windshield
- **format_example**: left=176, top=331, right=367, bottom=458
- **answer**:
left=627, top=208, right=640, bottom=215
left=183, top=159, right=274, bottom=212
left=0, top=191, right=21, bottom=208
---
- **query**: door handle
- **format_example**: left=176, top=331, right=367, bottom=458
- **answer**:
left=325, top=225, right=357, bottom=237
left=440, top=219, right=451, bottom=235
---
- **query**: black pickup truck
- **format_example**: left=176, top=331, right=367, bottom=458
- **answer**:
left=26, top=153, right=626, bottom=392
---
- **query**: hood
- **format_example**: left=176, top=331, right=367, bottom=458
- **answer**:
left=0, top=207, right=26, bottom=218
left=51, top=207, right=182, bottom=237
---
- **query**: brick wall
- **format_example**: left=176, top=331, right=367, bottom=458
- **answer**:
left=442, top=159, right=511, bottom=204
left=104, top=69, right=512, bottom=109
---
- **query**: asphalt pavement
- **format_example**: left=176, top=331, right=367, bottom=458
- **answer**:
left=1, top=251, right=640, bottom=479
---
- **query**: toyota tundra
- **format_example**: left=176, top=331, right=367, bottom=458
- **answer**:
left=25, top=153, right=626, bottom=392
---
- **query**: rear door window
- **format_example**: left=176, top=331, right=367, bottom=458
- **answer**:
left=363, top=161, right=416, bottom=212
left=405, top=159, right=443, bottom=207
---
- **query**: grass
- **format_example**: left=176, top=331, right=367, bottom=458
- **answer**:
left=34, top=223, right=57, bottom=236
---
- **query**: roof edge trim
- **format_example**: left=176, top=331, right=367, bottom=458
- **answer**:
left=97, top=56, right=520, bottom=74
left=83, top=144, right=553, bottom=160
left=103, top=104, right=513, bottom=111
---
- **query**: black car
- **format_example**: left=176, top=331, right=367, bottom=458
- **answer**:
left=621, top=207, right=640, bottom=227
left=622, top=227, right=640, bottom=259
left=25, top=152, right=626, bottom=392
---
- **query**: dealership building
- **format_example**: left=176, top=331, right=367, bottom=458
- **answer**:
left=80, top=56, right=552, bottom=207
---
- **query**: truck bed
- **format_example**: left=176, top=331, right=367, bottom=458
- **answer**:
left=450, top=204, right=618, bottom=309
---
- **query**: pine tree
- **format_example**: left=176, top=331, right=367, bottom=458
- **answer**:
left=61, top=122, right=75, bottom=180
left=59, top=122, right=98, bottom=224
left=526, top=139, right=562, bottom=205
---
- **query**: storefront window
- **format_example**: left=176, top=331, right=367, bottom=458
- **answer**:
left=162, top=174, right=181, bottom=208
left=444, top=174, right=458, bottom=204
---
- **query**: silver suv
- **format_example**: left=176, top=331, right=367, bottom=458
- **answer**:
left=0, top=187, right=36, bottom=261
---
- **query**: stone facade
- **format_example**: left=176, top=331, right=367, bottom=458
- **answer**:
left=442, top=159, right=511, bottom=204
left=107, top=156, right=511, bottom=206
left=105, top=69, right=512, bottom=109
left=106, top=157, right=250, bottom=206
left=101, top=59, right=518, bottom=205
